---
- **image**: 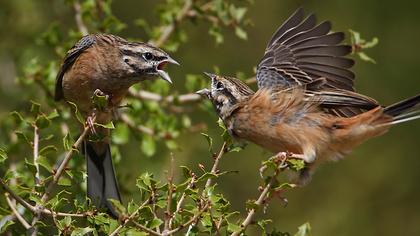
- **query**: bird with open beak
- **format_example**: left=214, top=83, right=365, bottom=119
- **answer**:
left=55, top=34, right=179, bottom=217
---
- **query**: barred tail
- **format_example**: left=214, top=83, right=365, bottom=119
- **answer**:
left=383, top=94, right=420, bottom=125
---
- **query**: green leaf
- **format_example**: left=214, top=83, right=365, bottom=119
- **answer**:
left=229, top=6, right=247, bottom=22
left=35, top=114, right=51, bottom=129
left=358, top=52, right=377, bottom=64
left=10, top=111, right=26, bottom=125
left=67, top=101, right=84, bottom=124
left=245, top=199, right=259, bottom=211
left=363, top=37, right=379, bottom=49
left=38, top=155, right=53, bottom=172
left=15, top=131, right=31, bottom=145
left=95, top=121, right=115, bottom=129
left=200, top=133, right=213, bottom=152
left=63, top=133, right=72, bottom=151
left=196, top=172, right=217, bottom=183
left=257, top=219, right=273, bottom=234
left=109, top=199, right=126, bottom=215
left=39, top=145, right=58, bottom=156
left=91, top=92, right=108, bottom=111
left=47, top=109, right=60, bottom=120
left=185, top=224, right=199, bottom=236
left=30, top=101, right=41, bottom=115
left=112, top=123, right=129, bottom=145
left=180, top=165, right=193, bottom=178
left=148, top=218, right=163, bottom=229
left=287, top=159, right=305, bottom=171
left=209, top=25, right=224, bottom=44
left=124, top=229, right=148, bottom=236
left=141, top=135, right=156, bottom=157
left=25, top=158, right=37, bottom=175
left=294, top=222, right=311, bottom=236
left=0, top=148, right=7, bottom=164
left=58, top=177, right=72, bottom=186
left=137, top=206, right=154, bottom=221
left=71, top=227, right=94, bottom=236
left=127, top=200, right=139, bottom=215
left=0, top=220, right=15, bottom=233
left=227, top=222, right=242, bottom=233
left=235, top=26, right=248, bottom=40
left=200, top=213, right=212, bottom=229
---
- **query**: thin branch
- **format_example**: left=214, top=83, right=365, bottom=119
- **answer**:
left=231, top=155, right=291, bottom=236
left=5, top=193, right=31, bottom=229
left=163, top=153, right=175, bottom=233
left=128, top=90, right=202, bottom=104
left=73, top=1, right=89, bottom=36
left=130, top=221, right=162, bottom=236
left=119, top=113, right=155, bottom=136
left=168, top=175, right=196, bottom=228
left=0, top=179, right=37, bottom=213
left=30, top=115, right=95, bottom=234
left=109, top=199, right=152, bottom=236
left=0, top=179, right=89, bottom=218
left=164, top=202, right=210, bottom=236
left=127, top=77, right=256, bottom=104
left=32, top=125, right=40, bottom=187
left=205, top=142, right=227, bottom=189
left=41, top=115, right=95, bottom=203
left=149, top=0, right=195, bottom=47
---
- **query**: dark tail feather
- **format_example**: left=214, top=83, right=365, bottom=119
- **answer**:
left=84, top=141, right=121, bottom=218
left=383, top=94, right=420, bottom=125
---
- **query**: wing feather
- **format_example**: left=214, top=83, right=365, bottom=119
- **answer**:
left=54, top=35, right=96, bottom=101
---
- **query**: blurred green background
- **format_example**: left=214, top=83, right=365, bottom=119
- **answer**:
left=1, top=0, right=420, bottom=235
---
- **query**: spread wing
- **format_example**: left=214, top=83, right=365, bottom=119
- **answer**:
left=54, top=35, right=96, bottom=101
left=256, top=8, right=375, bottom=117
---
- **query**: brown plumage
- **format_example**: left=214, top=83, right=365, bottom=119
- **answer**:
left=197, top=9, right=420, bottom=183
left=55, top=34, right=178, bottom=216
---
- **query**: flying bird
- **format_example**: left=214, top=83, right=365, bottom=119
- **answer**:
left=55, top=34, right=179, bottom=216
left=197, top=8, right=420, bottom=183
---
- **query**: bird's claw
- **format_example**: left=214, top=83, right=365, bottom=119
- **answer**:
left=86, top=115, right=97, bottom=135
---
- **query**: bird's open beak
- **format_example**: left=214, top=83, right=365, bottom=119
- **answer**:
left=195, top=88, right=210, bottom=95
left=203, top=72, right=217, bottom=80
left=157, top=56, right=180, bottom=84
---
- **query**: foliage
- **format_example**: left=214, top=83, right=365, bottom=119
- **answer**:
left=0, top=1, right=376, bottom=235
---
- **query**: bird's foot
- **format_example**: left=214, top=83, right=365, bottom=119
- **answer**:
left=86, top=115, right=97, bottom=135
left=92, top=89, right=110, bottom=111
left=93, top=89, right=109, bottom=99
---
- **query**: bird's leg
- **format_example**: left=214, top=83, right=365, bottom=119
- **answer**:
left=86, top=109, right=97, bottom=135
left=88, top=89, right=111, bottom=135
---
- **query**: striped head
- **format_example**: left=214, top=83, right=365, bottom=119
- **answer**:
left=95, top=34, right=179, bottom=83
left=197, top=72, right=254, bottom=119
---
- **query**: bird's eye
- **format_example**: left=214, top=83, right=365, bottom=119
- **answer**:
left=216, top=81, right=224, bottom=90
left=143, top=52, right=153, bottom=61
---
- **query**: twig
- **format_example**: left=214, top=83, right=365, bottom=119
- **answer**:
left=127, top=77, right=256, bottom=104
left=164, top=203, right=210, bottom=236
left=119, top=113, right=155, bottom=136
left=128, top=90, right=202, bottom=104
left=163, top=153, right=175, bottom=234
left=32, top=125, right=40, bottom=187
left=0, top=179, right=89, bottom=218
left=41, top=115, right=95, bottom=203
left=205, top=142, right=227, bottom=189
left=109, top=199, right=152, bottom=236
left=168, top=175, right=196, bottom=228
left=73, top=1, right=89, bottom=36
left=30, top=115, right=95, bottom=234
left=231, top=156, right=289, bottom=236
left=130, top=221, right=162, bottom=236
left=149, top=0, right=195, bottom=47
left=5, top=193, right=31, bottom=229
